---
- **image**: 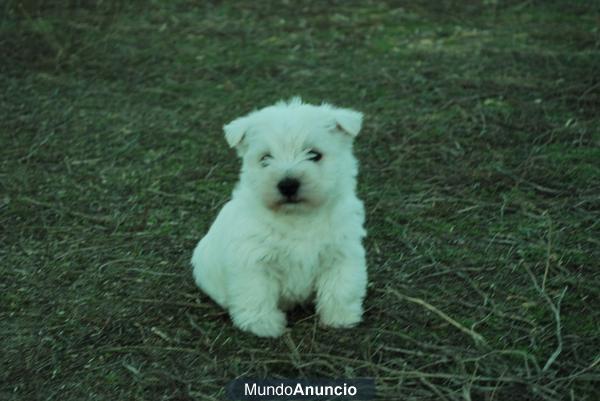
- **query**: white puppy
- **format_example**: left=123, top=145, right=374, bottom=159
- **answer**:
left=191, top=97, right=367, bottom=337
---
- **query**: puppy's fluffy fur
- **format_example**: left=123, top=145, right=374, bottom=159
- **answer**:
left=191, top=98, right=367, bottom=337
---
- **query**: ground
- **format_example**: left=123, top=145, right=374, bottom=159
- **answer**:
left=1, top=1, right=599, bottom=400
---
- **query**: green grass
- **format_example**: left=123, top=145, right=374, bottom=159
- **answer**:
left=1, top=1, right=599, bottom=400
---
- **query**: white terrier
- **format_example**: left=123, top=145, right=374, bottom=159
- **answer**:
left=191, top=98, right=367, bottom=337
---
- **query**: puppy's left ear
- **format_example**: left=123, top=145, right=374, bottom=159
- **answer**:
left=331, top=108, right=363, bottom=138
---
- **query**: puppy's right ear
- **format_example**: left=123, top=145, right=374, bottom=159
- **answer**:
left=223, top=116, right=249, bottom=148
left=223, top=115, right=253, bottom=157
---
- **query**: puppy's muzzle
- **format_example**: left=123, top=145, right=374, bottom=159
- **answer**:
left=277, top=177, right=300, bottom=200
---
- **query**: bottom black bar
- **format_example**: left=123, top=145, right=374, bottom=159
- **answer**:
left=226, top=378, right=376, bottom=401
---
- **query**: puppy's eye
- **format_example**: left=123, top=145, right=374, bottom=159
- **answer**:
left=307, top=150, right=322, bottom=162
left=260, top=153, right=272, bottom=166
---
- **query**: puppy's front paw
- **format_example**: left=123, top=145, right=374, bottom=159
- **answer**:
left=319, top=301, right=363, bottom=329
left=234, top=310, right=287, bottom=338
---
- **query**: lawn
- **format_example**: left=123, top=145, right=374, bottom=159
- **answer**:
left=1, top=1, right=599, bottom=400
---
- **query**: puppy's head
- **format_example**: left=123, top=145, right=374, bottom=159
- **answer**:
left=224, top=97, right=363, bottom=213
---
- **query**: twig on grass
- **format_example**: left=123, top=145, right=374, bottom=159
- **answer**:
left=389, top=289, right=487, bottom=346
left=132, top=298, right=214, bottom=309
left=523, top=265, right=567, bottom=372
left=96, top=345, right=200, bottom=354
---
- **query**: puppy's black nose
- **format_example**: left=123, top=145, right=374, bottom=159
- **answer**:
left=277, top=177, right=300, bottom=198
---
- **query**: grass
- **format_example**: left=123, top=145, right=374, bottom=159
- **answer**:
left=1, top=0, right=599, bottom=400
